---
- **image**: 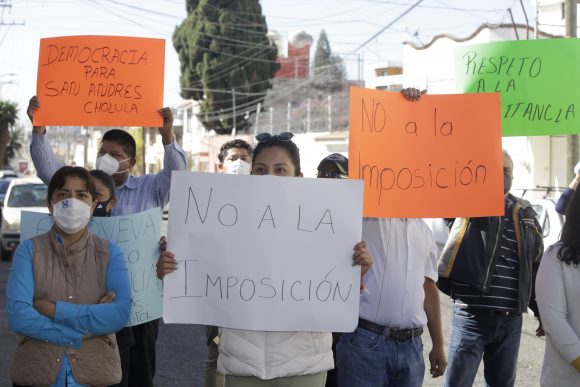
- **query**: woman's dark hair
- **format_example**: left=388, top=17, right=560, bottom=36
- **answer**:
left=90, top=169, right=116, bottom=199
left=557, top=189, right=580, bottom=266
left=252, top=136, right=301, bottom=176
left=218, top=139, right=253, bottom=163
left=47, top=166, right=97, bottom=203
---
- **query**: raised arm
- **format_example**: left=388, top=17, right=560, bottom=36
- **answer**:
left=152, top=107, right=187, bottom=206
left=27, top=96, right=64, bottom=184
left=7, top=240, right=84, bottom=348
left=52, top=242, right=132, bottom=335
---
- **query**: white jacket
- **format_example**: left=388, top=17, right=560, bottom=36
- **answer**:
left=217, top=328, right=334, bottom=380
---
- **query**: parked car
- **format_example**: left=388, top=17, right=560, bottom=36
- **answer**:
left=0, top=176, right=16, bottom=207
left=0, top=177, right=49, bottom=261
left=529, top=197, right=564, bottom=249
left=0, top=170, right=17, bottom=179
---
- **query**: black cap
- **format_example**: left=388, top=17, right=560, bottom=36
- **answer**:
left=317, top=153, right=348, bottom=174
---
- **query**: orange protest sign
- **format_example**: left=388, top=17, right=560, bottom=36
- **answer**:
left=35, top=35, right=165, bottom=127
left=349, top=87, right=504, bottom=218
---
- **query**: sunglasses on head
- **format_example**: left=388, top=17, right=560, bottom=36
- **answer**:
left=317, top=170, right=347, bottom=179
left=255, top=132, right=294, bottom=143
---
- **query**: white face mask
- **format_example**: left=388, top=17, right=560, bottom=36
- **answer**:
left=52, top=198, right=92, bottom=235
left=224, top=159, right=251, bottom=175
left=96, top=154, right=131, bottom=176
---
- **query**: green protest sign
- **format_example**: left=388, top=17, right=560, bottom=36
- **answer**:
left=456, top=38, right=580, bottom=136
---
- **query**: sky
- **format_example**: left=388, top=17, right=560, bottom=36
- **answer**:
left=0, top=0, right=536, bottom=121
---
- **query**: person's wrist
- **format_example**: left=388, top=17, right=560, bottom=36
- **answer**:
left=33, top=125, right=46, bottom=135
left=162, top=132, right=174, bottom=145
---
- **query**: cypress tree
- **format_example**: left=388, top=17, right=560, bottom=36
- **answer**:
left=313, top=29, right=346, bottom=92
left=0, top=100, right=17, bottom=168
left=174, top=0, right=279, bottom=134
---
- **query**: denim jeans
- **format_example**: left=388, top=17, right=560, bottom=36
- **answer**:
left=128, top=319, right=159, bottom=387
left=336, top=326, right=425, bottom=387
left=444, top=305, right=523, bottom=387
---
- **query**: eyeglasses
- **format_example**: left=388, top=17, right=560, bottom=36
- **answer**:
left=255, top=132, right=294, bottom=143
left=317, top=171, right=348, bottom=179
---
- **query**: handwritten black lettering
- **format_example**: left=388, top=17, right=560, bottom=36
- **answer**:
left=83, top=101, right=138, bottom=114
left=186, top=186, right=212, bottom=224
left=43, top=45, right=148, bottom=66
left=361, top=98, right=386, bottom=132
left=463, top=51, right=542, bottom=78
left=258, top=205, right=276, bottom=229
left=171, top=268, right=355, bottom=304
left=218, top=204, right=238, bottom=227
left=356, top=152, right=489, bottom=203
left=315, top=209, right=334, bottom=234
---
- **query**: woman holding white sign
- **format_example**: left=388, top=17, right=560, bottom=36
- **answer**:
left=7, top=166, right=131, bottom=387
left=217, top=133, right=372, bottom=387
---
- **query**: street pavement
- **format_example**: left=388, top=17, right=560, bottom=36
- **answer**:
left=0, top=260, right=544, bottom=387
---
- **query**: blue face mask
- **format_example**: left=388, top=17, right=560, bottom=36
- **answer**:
left=93, top=199, right=112, bottom=217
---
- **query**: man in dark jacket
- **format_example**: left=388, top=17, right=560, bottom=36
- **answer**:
left=438, top=150, right=544, bottom=387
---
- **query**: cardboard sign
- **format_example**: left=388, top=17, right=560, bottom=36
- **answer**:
left=35, top=35, right=165, bottom=127
left=349, top=87, right=504, bottom=218
left=164, top=172, right=364, bottom=332
left=21, top=208, right=163, bottom=327
left=456, top=39, right=580, bottom=136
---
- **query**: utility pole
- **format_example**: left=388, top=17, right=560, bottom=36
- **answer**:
left=566, top=0, right=578, bottom=183
left=231, top=88, right=236, bottom=134
left=534, top=0, right=540, bottom=39
left=0, top=1, right=25, bottom=28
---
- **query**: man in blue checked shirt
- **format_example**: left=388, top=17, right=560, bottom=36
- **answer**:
left=27, top=95, right=187, bottom=387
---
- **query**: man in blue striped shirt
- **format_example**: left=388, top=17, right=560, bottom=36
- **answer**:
left=27, top=95, right=187, bottom=387
left=438, top=150, right=544, bottom=387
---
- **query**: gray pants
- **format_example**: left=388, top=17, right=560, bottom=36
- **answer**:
left=206, top=326, right=225, bottom=387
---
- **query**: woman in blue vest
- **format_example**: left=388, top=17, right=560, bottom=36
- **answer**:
left=7, top=166, right=131, bottom=386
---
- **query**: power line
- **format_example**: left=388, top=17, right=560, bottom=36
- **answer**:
left=191, top=62, right=350, bottom=121
left=359, top=0, right=507, bottom=13
left=83, top=0, right=167, bottom=35
left=352, top=0, right=424, bottom=53
left=100, top=0, right=180, bottom=20
left=182, top=87, right=267, bottom=97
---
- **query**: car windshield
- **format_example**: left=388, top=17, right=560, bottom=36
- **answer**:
left=7, top=184, right=48, bottom=207
left=0, top=179, right=12, bottom=194
left=531, top=204, right=543, bottom=223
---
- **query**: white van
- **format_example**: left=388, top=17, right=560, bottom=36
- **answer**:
left=0, top=177, right=49, bottom=260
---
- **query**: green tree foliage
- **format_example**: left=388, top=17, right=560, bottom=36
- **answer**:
left=5, top=126, right=25, bottom=165
left=174, top=0, right=279, bottom=134
left=314, top=29, right=346, bottom=92
left=0, top=100, right=18, bottom=168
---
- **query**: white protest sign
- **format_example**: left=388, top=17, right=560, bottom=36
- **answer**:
left=20, top=208, right=162, bottom=327
left=164, top=172, right=364, bottom=332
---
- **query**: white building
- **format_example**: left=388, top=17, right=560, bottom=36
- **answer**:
left=537, top=0, right=577, bottom=36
